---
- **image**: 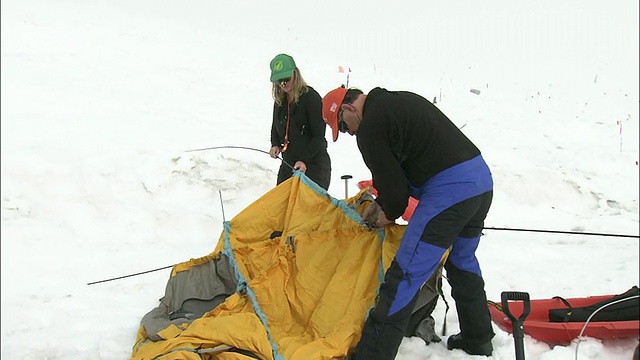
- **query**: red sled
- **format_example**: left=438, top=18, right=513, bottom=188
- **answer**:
left=357, top=180, right=419, bottom=221
left=488, top=294, right=640, bottom=344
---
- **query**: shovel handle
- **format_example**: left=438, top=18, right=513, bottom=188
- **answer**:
left=501, top=291, right=530, bottom=360
left=501, top=291, right=531, bottom=326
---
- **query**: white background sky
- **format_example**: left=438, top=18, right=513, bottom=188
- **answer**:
left=1, top=0, right=638, bottom=359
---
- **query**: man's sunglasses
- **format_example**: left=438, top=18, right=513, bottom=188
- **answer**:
left=275, top=77, right=291, bottom=87
left=338, top=109, right=349, bottom=133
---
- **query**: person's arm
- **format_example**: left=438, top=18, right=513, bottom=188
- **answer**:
left=357, top=114, right=410, bottom=220
left=270, top=104, right=281, bottom=148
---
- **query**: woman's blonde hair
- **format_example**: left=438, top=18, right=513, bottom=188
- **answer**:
left=271, top=68, right=309, bottom=107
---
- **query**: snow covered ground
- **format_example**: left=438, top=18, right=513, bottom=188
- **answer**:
left=2, top=0, right=638, bottom=359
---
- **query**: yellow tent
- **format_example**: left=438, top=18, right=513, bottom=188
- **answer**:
left=131, top=172, right=444, bottom=360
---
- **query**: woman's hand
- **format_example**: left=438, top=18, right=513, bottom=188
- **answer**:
left=293, top=161, right=307, bottom=173
left=269, top=146, right=281, bottom=159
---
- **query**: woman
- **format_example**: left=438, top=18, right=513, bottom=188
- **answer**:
left=269, top=53, right=331, bottom=190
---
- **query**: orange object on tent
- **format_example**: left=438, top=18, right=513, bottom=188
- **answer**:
left=357, top=180, right=419, bottom=222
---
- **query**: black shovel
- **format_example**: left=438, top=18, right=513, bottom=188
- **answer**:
left=501, top=291, right=531, bottom=360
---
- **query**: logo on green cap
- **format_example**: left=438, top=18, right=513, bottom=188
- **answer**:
left=270, top=54, right=296, bottom=82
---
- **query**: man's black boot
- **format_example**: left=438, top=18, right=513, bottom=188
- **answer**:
left=447, top=333, right=493, bottom=356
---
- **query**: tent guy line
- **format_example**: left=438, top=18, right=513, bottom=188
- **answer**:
left=184, top=145, right=639, bottom=240
left=85, top=225, right=638, bottom=286
left=184, top=145, right=295, bottom=170
left=86, top=265, right=173, bottom=285
left=479, top=226, right=639, bottom=239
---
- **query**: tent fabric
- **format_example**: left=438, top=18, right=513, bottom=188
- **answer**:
left=131, top=172, right=445, bottom=360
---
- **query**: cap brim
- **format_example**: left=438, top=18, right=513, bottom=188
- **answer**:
left=322, top=86, right=348, bottom=142
left=331, top=121, right=339, bottom=142
left=270, top=69, right=294, bottom=82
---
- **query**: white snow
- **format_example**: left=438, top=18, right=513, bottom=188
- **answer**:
left=2, top=0, right=638, bottom=359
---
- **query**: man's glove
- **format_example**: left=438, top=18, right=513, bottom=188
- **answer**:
left=361, top=201, right=382, bottom=228
left=414, top=316, right=441, bottom=345
left=361, top=201, right=394, bottom=229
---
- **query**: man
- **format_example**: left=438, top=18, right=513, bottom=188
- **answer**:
left=322, top=86, right=494, bottom=359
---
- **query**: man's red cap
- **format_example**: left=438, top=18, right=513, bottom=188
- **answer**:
left=322, top=86, right=348, bottom=142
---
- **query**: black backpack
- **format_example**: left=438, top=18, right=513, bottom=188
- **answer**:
left=548, top=286, right=640, bottom=322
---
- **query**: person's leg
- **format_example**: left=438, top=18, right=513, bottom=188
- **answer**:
left=303, top=165, right=331, bottom=190
left=445, top=261, right=494, bottom=350
left=445, top=191, right=494, bottom=355
left=355, top=261, right=418, bottom=360
left=355, top=192, right=487, bottom=359
left=276, top=163, right=292, bottom=185
left=303, top=152, right=331, bottom=190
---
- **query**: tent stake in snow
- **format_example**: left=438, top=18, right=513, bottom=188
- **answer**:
left=341, top=174, right=353, bottom=198
left=219, top=190, right=226, bottom=222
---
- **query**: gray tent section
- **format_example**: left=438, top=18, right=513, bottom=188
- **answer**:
left=140, top=254, right=238, bottom=341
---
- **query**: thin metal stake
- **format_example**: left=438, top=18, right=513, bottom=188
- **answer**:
left=219, top=190, right=226, bottom=223
left=341, top=174, right=353, bottom=198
